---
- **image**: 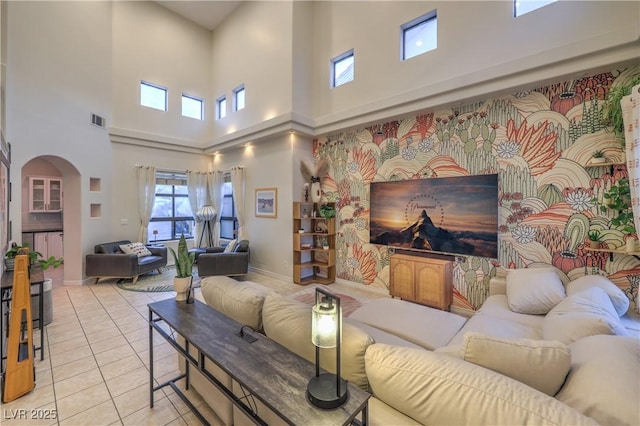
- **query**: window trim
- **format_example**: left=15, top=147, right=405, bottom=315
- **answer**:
left=140, top=81, right=168, bottom=111
left=181, top=93, right=204, bottom=120
left=220, top=174, right=238, bottom=240
left=148, top=171, right=195, bottom=242
left=233, top=85, right=245, bottom=112
left=513, top=0, right=557, bottom=17
left=216, top=95, right=227, bottom=120
left=400, top=10, right=437, bottom=61
left=330, top=49, right=355, bottom=88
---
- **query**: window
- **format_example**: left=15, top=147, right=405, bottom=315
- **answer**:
left=233, top=85, right=245, bottom=111
left=147, top=172, right=194, bottom=242
left=401, top=11, right=437, bottom=61
left=220, top=176, right=238, bottom=240
left=140, top=81, right=167, bottom=111
left=514, top=0, right=556, bottom=17
left=182, top=94, right=203, bottom=120
left=331, top=50, right=354, bottom=88
left=217, top=96, right=227, bottom=119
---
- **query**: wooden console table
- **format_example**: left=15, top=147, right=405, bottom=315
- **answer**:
left=1, top=265, right=46, bottom=378
left=148, top=299, right=370, bottom=425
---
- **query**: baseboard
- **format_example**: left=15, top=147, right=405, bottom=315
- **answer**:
left=247, top=266, right=291, bottom=282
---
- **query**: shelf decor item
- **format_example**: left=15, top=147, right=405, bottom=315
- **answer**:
left=587, top=230, right=602, bottom=249
left=590, top=150, right=607, bottom=164
left=307, top=287, right=347, bottom=409
left=319, top=203, right=336, bottom=218
left=300, top=159, right=329, bottom=203
left=168, top=234, right=195, bottom=303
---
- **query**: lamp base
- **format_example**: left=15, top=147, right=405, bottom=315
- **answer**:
left=307, top=373, right=348, bottom=409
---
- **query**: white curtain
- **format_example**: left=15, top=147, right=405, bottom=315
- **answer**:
left=209, top=171, right=224, bottom=246
left=622, top=83, right=640, bottom=238
left=187, top=171, right=210, bottom=247
left=137, top=166, right=156, bottom=243
left=231, top=166, right=246, bottom=240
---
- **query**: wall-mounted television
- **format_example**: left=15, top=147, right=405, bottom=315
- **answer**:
left=370, top=174, right=498, bottom=258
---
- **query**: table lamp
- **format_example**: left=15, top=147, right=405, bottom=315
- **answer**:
left=307, top=287, right=348, bottom=409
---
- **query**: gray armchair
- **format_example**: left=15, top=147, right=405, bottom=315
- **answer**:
left=197, top=240, right=250, bottom=277
left=86, top=240, right=167, bottom=283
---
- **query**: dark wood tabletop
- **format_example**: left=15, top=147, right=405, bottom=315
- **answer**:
left=149, top=298, right=370, bottom=426
left=1, top=265, right=45, bottom=290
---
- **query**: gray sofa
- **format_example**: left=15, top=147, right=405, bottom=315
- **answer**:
left=197, top=240, right=249, bottom=277
left=85, top=240, right=167, bottom=283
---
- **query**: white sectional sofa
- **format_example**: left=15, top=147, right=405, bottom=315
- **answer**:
left=190, top=269, right=639, bottom=425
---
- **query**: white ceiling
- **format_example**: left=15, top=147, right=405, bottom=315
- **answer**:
left=156, top=1, right=243, bottom=31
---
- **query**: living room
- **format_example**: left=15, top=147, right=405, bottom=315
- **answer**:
left=1, top=0, right=639, bottom=424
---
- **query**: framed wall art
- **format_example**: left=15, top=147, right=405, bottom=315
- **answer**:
left=255, top=187, right=277, bottom=218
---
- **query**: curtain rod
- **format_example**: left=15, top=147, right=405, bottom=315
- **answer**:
left=135, top=165, right=237, bottom=174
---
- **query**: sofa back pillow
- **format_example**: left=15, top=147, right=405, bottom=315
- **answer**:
left=506, top=268, right=565, bottom=314
left=542, top=287, right=628, bottom=344
left=555, top=335, right=639, bottom=426
left=365, top=343, right=597, bottom=425
left=119, top=242, right=152, bottom=258
left=262, top=293, right=374, bottom=391
left=462, top=332, right=571, bottom=396
left=565, top=275, right=629, bottom=316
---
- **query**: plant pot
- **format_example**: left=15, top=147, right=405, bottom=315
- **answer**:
left=589, top=241, right=601, bottom=249
left=4, top=257, right=14, bottom=271
left=591, top=157, right=607, bottom=164
left=174, top=276, right=192, bottom=302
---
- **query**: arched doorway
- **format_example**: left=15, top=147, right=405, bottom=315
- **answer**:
left=21, top=156, right=81, bottom=286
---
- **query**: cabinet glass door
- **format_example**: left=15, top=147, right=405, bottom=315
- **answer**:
left=48, top=179, right=62, bottom=211
left=30, top=178, right=46, bottom=211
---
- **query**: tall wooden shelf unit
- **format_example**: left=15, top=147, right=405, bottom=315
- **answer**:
left=293, top=202, right=336, bottom=285
left=389, top=253, right=453, bottom=310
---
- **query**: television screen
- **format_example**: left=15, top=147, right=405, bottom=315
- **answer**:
left=370, top=174, right=498, bottom=258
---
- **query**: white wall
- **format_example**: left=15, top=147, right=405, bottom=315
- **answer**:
left=210, top=1, right=297, bottom=143
left=310, top=1, right=640, bottom=133
left=111, top=1, right=212, bottom=147
left=212, top=133, right=313, bottom=278
left=6, top=1, right=113, bottom=284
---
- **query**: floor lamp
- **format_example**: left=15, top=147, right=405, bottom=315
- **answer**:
left=196, top=205, right=217, bottom=248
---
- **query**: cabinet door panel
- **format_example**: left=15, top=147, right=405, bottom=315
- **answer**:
left=390, top=259, right=414, bottom=300
left=415, top=263, right=444, bottom=307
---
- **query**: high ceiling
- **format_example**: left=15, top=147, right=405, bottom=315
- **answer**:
left=156, top=1, right=243, bottom=31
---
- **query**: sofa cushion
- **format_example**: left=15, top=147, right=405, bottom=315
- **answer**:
left=364, top=343, right=596, bottom=425
left=461, top=332, right=571, bottom=396
left=556, top=335, right=639, bottom=426
left=119, top=242, right=151, bottom=258
left=566, top=274, right=629, bottom=316
left=223, top=239, right=238, bottom=253
left=262, top=293, right=374, bottom=391
left=349, top=298, right=467, bottom=350
left=542, top=287, right=628, bottom=344
left=201, top=276, right=269, bottom=331
left=506, top=268, right=565, bottom=314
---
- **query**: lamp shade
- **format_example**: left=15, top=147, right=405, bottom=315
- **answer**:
left=312, top=299, right=338, bottom=348
left=196, top=205, right=217, bottom=221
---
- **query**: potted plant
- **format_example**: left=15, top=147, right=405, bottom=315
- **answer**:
left=602, top=71, right=640, bottom=143
left=599, top=178, right=636, bottom=235
left=4, top=243, right=41, bottom=271
left=168, top=234, right=195, bottom=302
left=590, top=150, right=607, bottom=164
left=587, top=230, right=602, bottom=249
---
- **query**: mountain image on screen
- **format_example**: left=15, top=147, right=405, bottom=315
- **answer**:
left=371, top=209, right=496, bottom=258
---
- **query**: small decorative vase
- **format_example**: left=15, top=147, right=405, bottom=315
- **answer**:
left=589, top=241, right=601, bottom=249
left=311, top=181, right=321, bottom=203
left=591, top=157, right=607, bottom=164
left=173, top=276, right=192, bottom=301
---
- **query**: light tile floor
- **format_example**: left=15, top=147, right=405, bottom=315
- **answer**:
left=1, top=267, right=225, bottom=426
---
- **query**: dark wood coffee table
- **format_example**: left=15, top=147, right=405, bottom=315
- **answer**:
left=148, top=298, right=370, bottom=425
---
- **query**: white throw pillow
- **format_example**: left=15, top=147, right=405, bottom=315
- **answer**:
left=566, top=275, right=629, bottom=317
left=542, top=287, right=628, bottom=344
left=119, top=242, right=152, bottom=258
left=223, top=239, right=238, bottom=253
left=506, top=268, right=566, bottom=314
left=462, top=332, right=571, bottom=396
left=556, top=335, right=640, bottom=426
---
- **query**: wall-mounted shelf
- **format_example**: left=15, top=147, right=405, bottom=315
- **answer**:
left=584, top=246, right=640, bottom=261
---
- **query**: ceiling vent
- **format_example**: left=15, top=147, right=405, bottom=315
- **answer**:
left=91, top=113, right=106, bottom=129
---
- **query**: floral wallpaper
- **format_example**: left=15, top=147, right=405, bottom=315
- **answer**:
left=315, top=66, right=640, bottom=311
